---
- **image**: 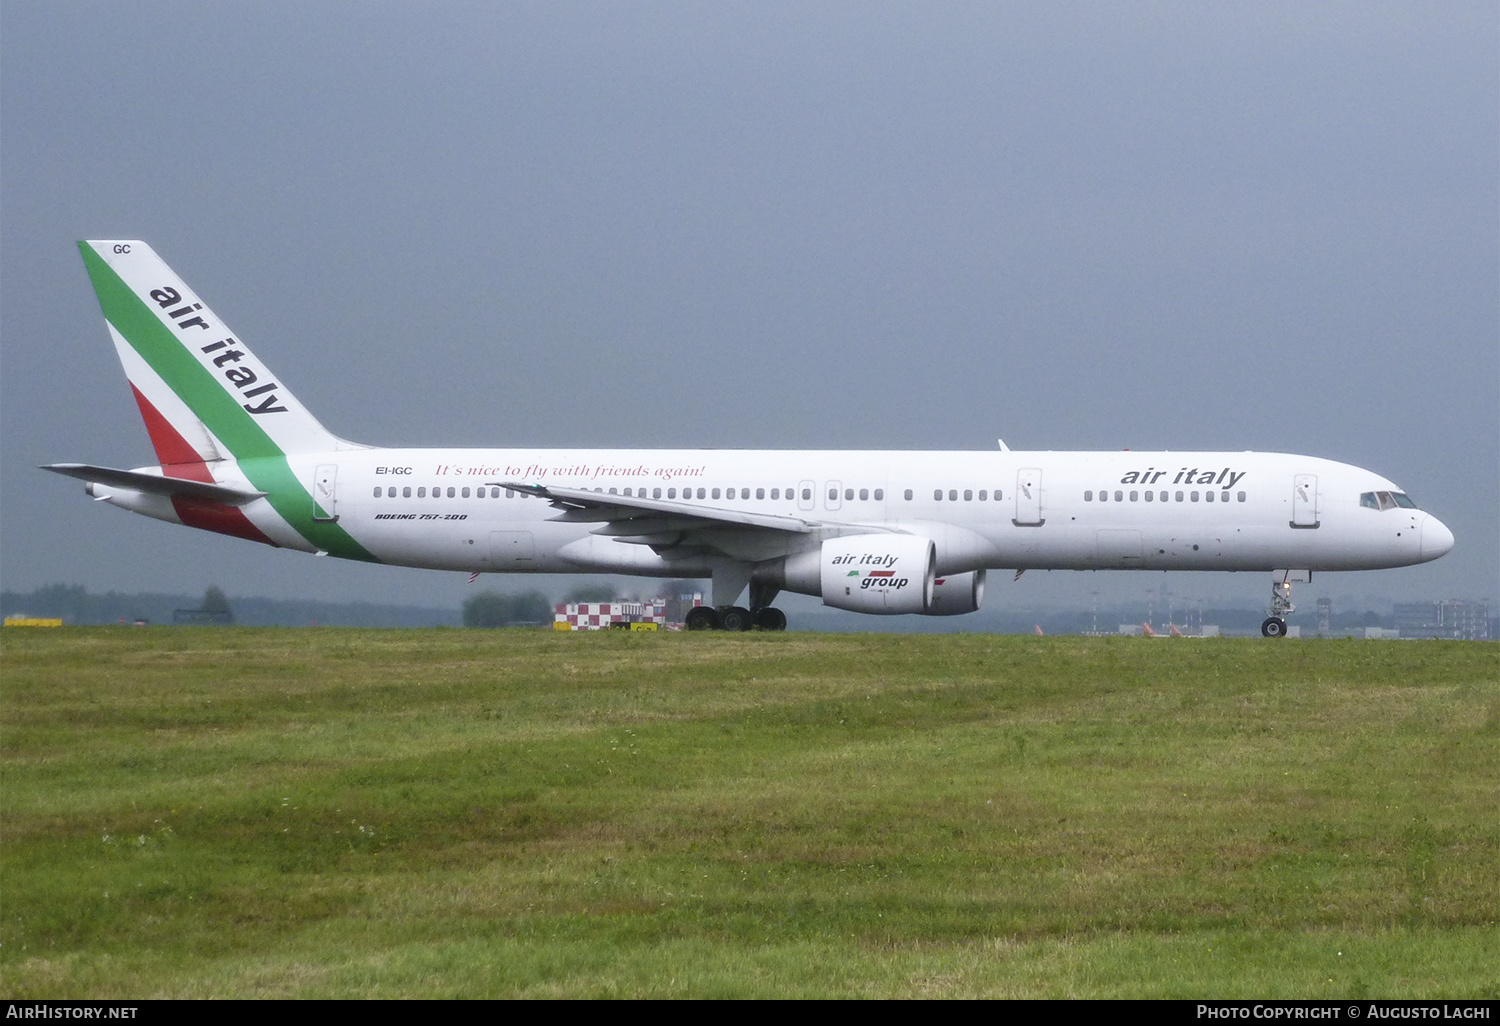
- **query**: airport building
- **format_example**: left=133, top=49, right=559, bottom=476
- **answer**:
left=1393, top=600, right=1490, bottom=640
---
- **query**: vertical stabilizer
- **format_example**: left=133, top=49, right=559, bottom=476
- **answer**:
left=78, top=241, right=350, bottom=462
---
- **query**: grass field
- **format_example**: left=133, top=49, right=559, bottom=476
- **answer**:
left=2, top=627, right=1495, bottom=998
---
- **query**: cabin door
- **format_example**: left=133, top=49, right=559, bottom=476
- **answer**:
left=797, top=479, right=815, bottom=512
left=1013, top=468, right=1044, bottom=526
left=824, top=480, right=843, bottom=511
left=312, top=464, right=339, bottom=522
left=1291, top=474, right=1319, bottom=528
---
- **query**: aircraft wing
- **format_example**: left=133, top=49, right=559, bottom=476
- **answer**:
left=43, top=463, right=267, bottom=506
left=498, top=482, right=818, bottom=535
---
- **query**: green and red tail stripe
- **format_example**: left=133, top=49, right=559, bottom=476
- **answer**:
left=77, top=240, right=378, bottom=561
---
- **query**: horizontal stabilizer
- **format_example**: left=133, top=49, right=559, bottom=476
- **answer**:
left=42, top=463, right=266, bottom=506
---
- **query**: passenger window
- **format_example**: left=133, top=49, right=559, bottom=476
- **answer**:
left=829, top=488, right=838, bottom=501
left=874, top=489, right=883, bottom=500
left=756, top=488, right=765, bottom=500
left=801, top=488, right=811, bottom=501
left=403, top=486, right=412, bottom=498
left=904, top=489, right=913, bottom=500
left=964, top=489, right=973, bottom=501
left=1205, top=491, right=1213, bottom=502
left=1114, top=491, right=1123, bottom=502
left=653, top=488, right=661, bottom=499
left=845, top=488, right=854, bottom=500
left=1144, top=490, right=1153, bottom=502
left=1237, top=491, right=1246, bottom=502
left=934, top=489, right=943, bottom=501
left=979, top=490, right=988, bottom=501
left=461, top=487, right=470, bottom=498
left=697, top=488, right=706, bottom=499
left=1220, top=491, right=1229, bottom=503
left=711, top=488, right=720, bottom=499
left=1130, top=491, right=1138, bottom=502
left=1085, top=490, right=1093, bottom=501
left=949, top=489, right=958, bottom=501
left=1176, top=491, right=1184, bottom=502
left=1099, top=490, right=1107, bottom=502
left=372, top=487, right=381, bottom=498
left=994, top=489, right=1002, bottom=501
left=1190, top=491, right=1199, bottom=502
left=770, top=488, right=779, bottom=500
left=1160, top=491, right=1168, bottom=502
left=668, top=488, right=677, bottom=499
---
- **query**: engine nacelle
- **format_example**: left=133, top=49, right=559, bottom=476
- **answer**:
left=923, top=570, right=986, bottom=615
left=817, top=534, right=937, bottom=614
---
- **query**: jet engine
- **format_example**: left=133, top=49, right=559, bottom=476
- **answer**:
left=776, top=534, right=937, bottom=614
left=923, top=570, right=986, bottom=615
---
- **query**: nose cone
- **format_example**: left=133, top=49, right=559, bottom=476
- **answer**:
left=1420, top=515, right=1455, bottom=562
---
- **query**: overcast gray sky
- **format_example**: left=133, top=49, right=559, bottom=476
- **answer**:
left=2, top=1, right=1495, bottom=614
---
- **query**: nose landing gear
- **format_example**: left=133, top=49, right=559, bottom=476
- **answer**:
left=1261, top=575, right=1296, bottom=638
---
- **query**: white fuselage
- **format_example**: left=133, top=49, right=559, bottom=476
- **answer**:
left=155, top=447, right=1450, bottom=580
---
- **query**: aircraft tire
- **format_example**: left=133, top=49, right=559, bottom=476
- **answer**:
left=753, top=607, right=787, bottom=631
left=720, top=606, right=754, bottom=632
left=1261, top=617, right=1287, bottom=638
left=684, top=606, right=720, bottom=631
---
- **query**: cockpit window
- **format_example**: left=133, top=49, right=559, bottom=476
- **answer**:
left=1361, top=491, right=1419, bottom=511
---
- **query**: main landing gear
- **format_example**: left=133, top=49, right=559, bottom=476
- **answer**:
left=683, top=572, right=788, bottom=631
left=683, top=605, right=788, bottom=631
left=1261, top=576, right=1296, bottom=638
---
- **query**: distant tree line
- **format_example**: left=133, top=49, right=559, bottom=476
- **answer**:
left=462, top=591, right=554, bottom=628
left=1, top=584, right=459, bottom=627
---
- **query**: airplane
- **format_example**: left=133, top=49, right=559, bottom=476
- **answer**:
left=46, top=240, right=1455, bottom=637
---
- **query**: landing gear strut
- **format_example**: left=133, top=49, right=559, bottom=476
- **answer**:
left=1261, top=576, right=1296, bottom=638
left=747, top=578, right=787, bottom=631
